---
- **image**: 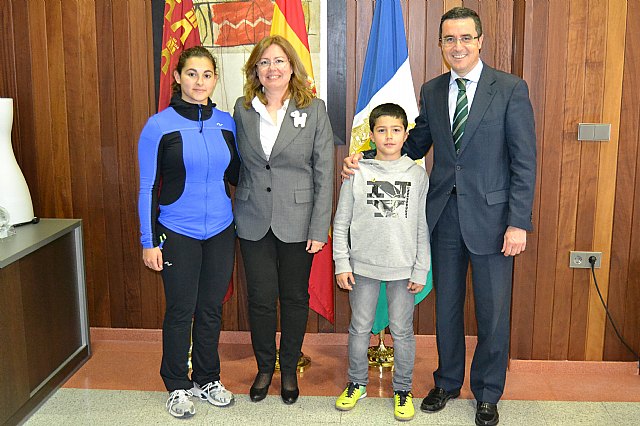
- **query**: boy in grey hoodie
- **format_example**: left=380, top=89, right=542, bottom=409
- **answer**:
left=333, top=103, right=430, bottom=421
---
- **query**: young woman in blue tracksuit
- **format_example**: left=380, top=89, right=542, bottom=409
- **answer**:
left=137, top=46, right=240, bottom=419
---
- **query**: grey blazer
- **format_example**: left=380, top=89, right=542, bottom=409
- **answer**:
left=233, top=96, right=334, bottom=243
left=403, top=64, right=537, bottom=255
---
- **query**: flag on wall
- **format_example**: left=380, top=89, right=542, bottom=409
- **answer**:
left=270, top=0, right=316, bottom=93
left=271, top=0, right=333, bottom=323
left=349, top=0, right=431, bottom=334
left=158, top=0, right=200, bottom=111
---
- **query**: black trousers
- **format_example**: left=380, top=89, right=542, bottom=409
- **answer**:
left=158, top=222, right=235, bottom=392
left=239, top=229, right=314, bottom=374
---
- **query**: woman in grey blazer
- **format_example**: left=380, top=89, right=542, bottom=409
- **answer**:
left=233, top=35, right=333, bottom=405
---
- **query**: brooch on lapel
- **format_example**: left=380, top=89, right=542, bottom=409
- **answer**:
left=291, top=110, right=307, bottom=128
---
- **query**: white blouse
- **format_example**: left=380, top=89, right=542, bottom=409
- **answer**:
left=251, top=97, right=290, bottom=160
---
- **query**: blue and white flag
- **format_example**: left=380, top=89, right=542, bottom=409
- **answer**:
left=349, top=0, right=431, bottom=335
left=350, top=0, right=419, bottom=154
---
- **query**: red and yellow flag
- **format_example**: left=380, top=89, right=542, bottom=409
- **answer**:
left=158, top=0, right=200, bottom=111
left=271, top=0, right=332, bottom=323
left=270, top=0, right=316, bottom=93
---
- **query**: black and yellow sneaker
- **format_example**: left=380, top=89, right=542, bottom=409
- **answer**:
left=335, top=382, right=367, bottom=411
left=394, top=390, right=415, bottom=421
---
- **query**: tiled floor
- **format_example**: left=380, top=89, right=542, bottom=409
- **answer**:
left=23, top=328, right=640, bottom=425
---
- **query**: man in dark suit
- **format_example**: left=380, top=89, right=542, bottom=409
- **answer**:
left=344, top=7, right=536, bottom=426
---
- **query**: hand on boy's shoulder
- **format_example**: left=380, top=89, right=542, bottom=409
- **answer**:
left=341, top=152, right=363, bottom=181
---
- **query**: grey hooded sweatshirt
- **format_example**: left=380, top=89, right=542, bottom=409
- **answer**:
left=333, top=155, right=430, bottom=284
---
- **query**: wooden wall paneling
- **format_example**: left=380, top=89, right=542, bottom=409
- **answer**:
left=44, top=0, right=74, bottom=218
left=628, top=99, right=640, bottom=357
left=530, top=0, right=566, bottom=360
left=562, top=0, right=589, bottom=361
left=0, top=1, right=15, bottom=94
left=511, top=0, right=525, bottom=77
left=495, top=0, right=513, bottom=73
left=77, top=0, right=123, bottom=328
left=61, top=0, right=86, bottom=259
left=61, top=0, right=104, bottom=328
left=569, top=0, right=606, bottom=361
left=405, top=0, right=426, bottom=99
left=606, top=1, right=639, bottom=361
left=476, top=0, right=498, bottom=68
left=622, top=155, right=640, bottom=356
left=585, top=0, right=625, bottom=360
left=128, top=0, right=160, bottom=329
left=426, top=2, right=445, bottom=82
left=109, top=0, right=143, bottom=328
left=463, top=269, right=477, bottom=336
left=106, top=0, right=135, bottom=327
left=406, top=0, right=437, bottom=337
left=91, top=0, right=117, bottom=326
left=624, top=2, right=640, bottom=360
left=237, top=241, right=251, bottom=330
left=613, top=0, right=640, bottom=357
left=511, top=0, right=546, bottom=360
left=27, top=0, right=55, bottom=216
left=222, top=240, right=240, bottom=331
left=445, top=0, right=463, bottom=17
left=551, top=0, right=586, bottom=360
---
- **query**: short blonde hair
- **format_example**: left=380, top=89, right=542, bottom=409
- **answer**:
left=242, top=35, right=314, bottom=110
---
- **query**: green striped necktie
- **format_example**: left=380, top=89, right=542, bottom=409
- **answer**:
left=452, top=78, right=469, bottom=154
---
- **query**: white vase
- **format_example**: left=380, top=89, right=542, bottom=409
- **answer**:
left=0, top=98, right=35, bottom=225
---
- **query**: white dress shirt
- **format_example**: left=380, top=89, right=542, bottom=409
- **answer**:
left=448, top=60, right=484, bottom=128
left=251, top=97, right=290, bottom=160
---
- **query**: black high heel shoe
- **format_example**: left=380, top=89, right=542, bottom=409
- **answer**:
left=249, top=372, right=273, bottom=402
left=280, top=372, right=299, bottom=404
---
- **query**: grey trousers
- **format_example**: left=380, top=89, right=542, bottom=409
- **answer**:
left=347, top=274, right=416, bottom=391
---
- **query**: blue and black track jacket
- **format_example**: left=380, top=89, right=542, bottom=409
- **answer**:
left=138, top=95, right=240, bottom=249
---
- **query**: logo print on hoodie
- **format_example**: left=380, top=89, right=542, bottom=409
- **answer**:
left=366, top=181, right=411, bottom=218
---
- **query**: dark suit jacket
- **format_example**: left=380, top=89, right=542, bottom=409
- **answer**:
left=403, top=64, right=536, bottom=255
left=233, top=97, right=334, bottom=243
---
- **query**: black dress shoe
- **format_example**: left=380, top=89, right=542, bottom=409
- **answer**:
left=420, top=386, right=461, bottom=412
left=249, top=372, right=272, bottom=402
left=280, top=372, right=299, bottom=404
left=475, top=402, right=499, bottom=426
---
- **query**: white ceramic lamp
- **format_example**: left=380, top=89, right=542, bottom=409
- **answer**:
left=0, top=98, right=35, bottom=225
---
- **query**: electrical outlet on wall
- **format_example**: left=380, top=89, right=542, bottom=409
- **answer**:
left=569, top=251, right=602, bottom=269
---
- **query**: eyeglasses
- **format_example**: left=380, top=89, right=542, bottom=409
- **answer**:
left=256, top=58, right=289, bottom=69
left=440, top=35, right=481, bottom=47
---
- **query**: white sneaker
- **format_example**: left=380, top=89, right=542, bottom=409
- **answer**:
left=191, top=381, right=234, bottom=407
left=166, top=389, right=195, bottom=418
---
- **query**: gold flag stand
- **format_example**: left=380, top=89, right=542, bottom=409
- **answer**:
left=367, top=329, right=394, bottom=373
left=275, top=350, right=311, bottom=373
